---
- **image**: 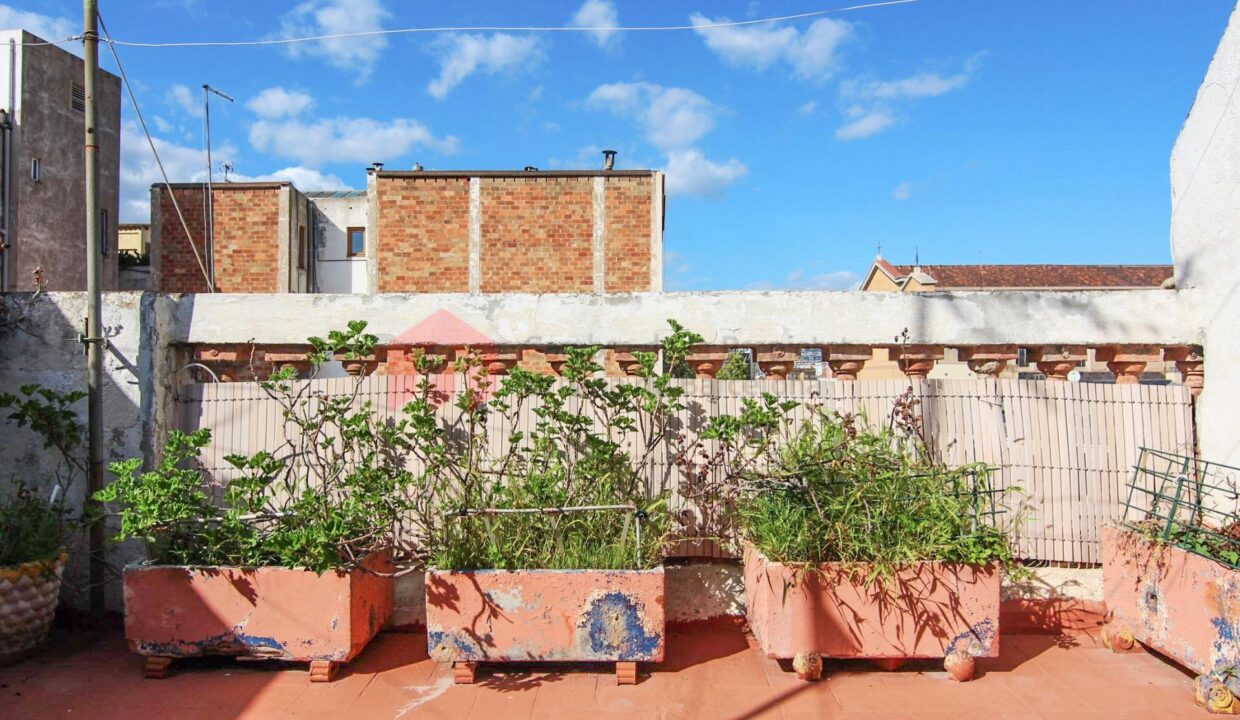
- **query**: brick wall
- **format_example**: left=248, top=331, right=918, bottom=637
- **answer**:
left=155, top=185, right=283, bottom=293
left=480, top=177, right=594, bottom=293
left=604, top=177, right=653, bottom=293
left=374, top=177, right=470, bottom=293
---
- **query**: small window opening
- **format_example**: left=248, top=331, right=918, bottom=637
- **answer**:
left=347, top=227, right=365, bottom=257
left=30, top=158, right=41, bottom=182
left=71, top=82, right=85, bottom=112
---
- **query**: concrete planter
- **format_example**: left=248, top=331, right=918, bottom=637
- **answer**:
left=122, top=553, right=394, bottom=682
left=425, top=567, right=665, bottom=684
left=1101, top=525, right=1240, bottom=707
left=743, top=544, right=1000, bottom=680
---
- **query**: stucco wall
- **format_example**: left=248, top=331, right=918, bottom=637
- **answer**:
left=166, top=288, right=1201, bottom=347
left=0, top=292, right=169, bottom=611
left=0, top=30, right=120, bottom=292
left=311, top=195, right=368, bottom=293
left=1171, top=2, right=1240, bottom=469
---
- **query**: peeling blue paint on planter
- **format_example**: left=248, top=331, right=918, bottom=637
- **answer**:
left=947, top=618, right=997, bottom=656
left=580, top=591, right=662, bottom=660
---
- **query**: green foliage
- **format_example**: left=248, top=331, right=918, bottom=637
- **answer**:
left=715, top=351, right=751, bottom=380
left=98, top=321, right=417, bottom=573
left=697, top=389, right=1020, bottom=583
left=415, top=320, right=701, bottom=570
left=0, top=385, right=84, bottom=565
left=0, top=483, right=63, bottom=565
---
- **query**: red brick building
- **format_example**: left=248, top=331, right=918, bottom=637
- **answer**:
left=151, top=182, right=313, bottom=294
left=151, top=168, right=664, bottom=294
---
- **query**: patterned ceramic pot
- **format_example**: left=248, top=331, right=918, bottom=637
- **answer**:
left=0, top=551, right=67, bottom=663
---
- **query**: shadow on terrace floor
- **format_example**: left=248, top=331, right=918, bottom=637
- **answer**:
left=0, top=620, right=1199, bottom=720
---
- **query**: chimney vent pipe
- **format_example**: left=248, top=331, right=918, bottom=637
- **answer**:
left=602, top=149, right=617, bottom=171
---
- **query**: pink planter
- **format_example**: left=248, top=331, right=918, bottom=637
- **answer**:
left=743, top=545, right=1000, bottom=677
left=1101, top=525, right=1240, bottom=697
left=425, top=567, right=665, bottom=684
left=123, top=553, right=394, bottom=681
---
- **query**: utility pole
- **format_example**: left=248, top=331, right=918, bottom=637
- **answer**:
left=82, top=0, right=106, bottom=618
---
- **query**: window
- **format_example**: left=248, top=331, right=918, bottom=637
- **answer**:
left=347, top=227, right=365, bottom=257
left=1016, top=347, right=1029, bottom=367
left=297, top=226, right=307, bottom=270
left=71, top=82, right=85, bottom=112
left=30, top=158, right=41, bottom=182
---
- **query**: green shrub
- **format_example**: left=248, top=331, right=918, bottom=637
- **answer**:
left=416, top=321, right=701, bottom=570
left=98, top=321, right=418, bottom=573
left=715, top=351, right=751, bottom=380
left=703, top=389, right=1019, bottom=583
left=0, top=385, right=83, bottom=566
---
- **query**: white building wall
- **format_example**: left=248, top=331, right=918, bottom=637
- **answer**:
left=1171, top=1, right=1240, bottom=468
left=310, top=193, right=368, bottom=294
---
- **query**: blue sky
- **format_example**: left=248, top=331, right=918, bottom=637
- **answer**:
left=4, top=1, right=1235, bottom=289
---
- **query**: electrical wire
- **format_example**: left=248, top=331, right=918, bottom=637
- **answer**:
left=97, top=13, right=215, bottom=292
left=98, top=1, right=919, bottom=48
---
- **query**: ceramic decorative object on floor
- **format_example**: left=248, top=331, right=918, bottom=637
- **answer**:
left=425, top=567, right=665, bottom=685
left=0, top=552, right=67, bottom=664
left=1102, top=525, right=1240, bottom=703
left=123, top=553, right=393, bottom=682
left=743, top=544, right=1000, bottom=681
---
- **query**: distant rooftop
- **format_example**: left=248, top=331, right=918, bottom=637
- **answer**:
left=869, top=257, right=1174, bottom=290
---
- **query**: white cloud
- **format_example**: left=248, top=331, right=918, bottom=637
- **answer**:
left=664, top=250, right=691, bottom=275
left=249, top=116, right=458, bottom=166
left=835, top=111, right=894, bottom=141
left=427, top=33, right=543, bottom=99
left=753, top=269, right=859, bottom=291
left=663, top=149, right=747, bottom=198
left=0, top=6, right=78, bottom=54
left=836, top=58, right=980, bottom=141
left=119, top=123, right=218, bottom=222
left=587, top=82, right=716, bottom=149
left=569, top=0, right=620, bottom=51
left=166, top=84, right=202, bottom=118
left=120, top=123, right=351, bottom=222
left=247, top=87, right=314, bottom=118
left=797, top=101, right=818, bottom=116
left=232, top=166, right=348, bottom=190
left=279, top=0, right=390, bottom=81
left=892, top=181, right=911, bottom=200
left=690, top=14, right=851, bottom=80
left=152, top=116, right=174, bottom=133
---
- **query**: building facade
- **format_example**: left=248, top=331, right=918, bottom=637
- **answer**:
left=0, top=29, right=121, bottom=292
left=150, top=167, right=664, bottom=295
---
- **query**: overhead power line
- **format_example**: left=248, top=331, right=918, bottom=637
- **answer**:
left=97, top=12, right=215, bottom=292
left=80, top=1, right=920, bottom=49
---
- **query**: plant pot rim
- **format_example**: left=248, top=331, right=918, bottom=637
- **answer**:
left=742, top=541, right=1001, bottom=571
left=0, top=549, right=68, bottom=573
left=428, top=564, right=664, bottom=575
left=124, top=550, right=389, bottom=574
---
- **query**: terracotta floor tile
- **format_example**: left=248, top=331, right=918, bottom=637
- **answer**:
left=0, top=624, right=1208, bottom=720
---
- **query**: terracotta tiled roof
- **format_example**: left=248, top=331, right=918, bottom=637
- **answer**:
left=882, top=264, right=1173, bottom=289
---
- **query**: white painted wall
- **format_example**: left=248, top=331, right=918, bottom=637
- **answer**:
left=167, top=289, right=1201, bottom=347
left=1171, top=2, right=1240, bottom=468
left=310, top=194, right=368, bottom=294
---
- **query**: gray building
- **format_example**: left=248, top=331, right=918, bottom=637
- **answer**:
left=0, top=29, right=120, bottom=292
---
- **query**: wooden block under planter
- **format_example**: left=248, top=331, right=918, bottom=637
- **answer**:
left=743, top=544, right=1000, bottom=680
left=122, top=553, right=394, bottom=682
left=425, top=567, right=665, bottom=684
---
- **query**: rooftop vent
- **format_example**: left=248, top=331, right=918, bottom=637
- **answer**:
left=371, top=162, right=384, bottom=172
left=412, top=162, right=423, bottom=171
left=523, top=166, right=538, bottom=172
left=602, top=149, right=616, bottom=171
